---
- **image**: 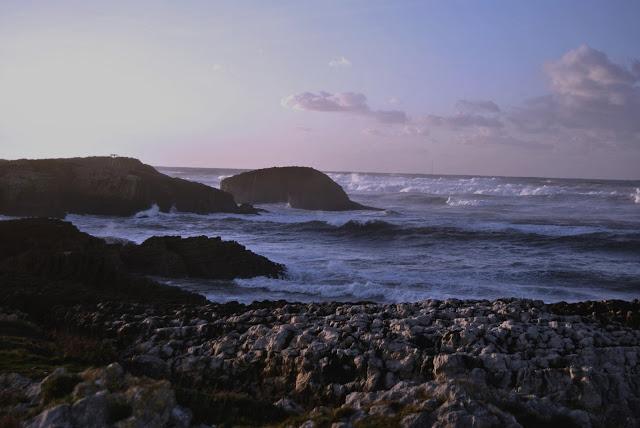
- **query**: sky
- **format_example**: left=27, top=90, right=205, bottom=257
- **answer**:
left=1, top=1, right=639, bottom=179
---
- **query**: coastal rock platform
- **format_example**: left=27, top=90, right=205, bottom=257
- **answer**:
left=4, top=298, right=636, bottom=427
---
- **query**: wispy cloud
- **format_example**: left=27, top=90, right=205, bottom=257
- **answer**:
left=455, top=99, right=501, bottom=114
left=282, top=91, right=408, bottom=124
left=422, top=113, right=503, bottom=129
left=328, top=56, right=352, bottom=68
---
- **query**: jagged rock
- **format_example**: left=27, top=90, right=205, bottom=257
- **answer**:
left=3, top=295, right=640, bottom=426
left=19, top=364, right=190, bottom=428
left=0, top=219, right=284, bottom=311
left=121, top=235, right=284, bottom=279
left=0, top=156, right=257, bottom=217
left=221, top=166, right=378, bottom=211
left=61, top=298, right=640, bottom=426
left=0, top=218, right=206, bottom=310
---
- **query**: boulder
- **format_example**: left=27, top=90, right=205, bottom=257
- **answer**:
left=220, top=166, right=379, bottom=211
left=0, top=156, right=257, bottom=217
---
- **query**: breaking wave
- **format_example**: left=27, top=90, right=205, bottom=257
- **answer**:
left=231, top=218, right=640, bottom=253
left=328, top=172, right=636, bottom=200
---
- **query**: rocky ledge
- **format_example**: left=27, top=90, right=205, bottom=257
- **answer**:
left=221, top=166, right=379, bottom=211
left=3, top=297, right=638, bottom=427
left=0, top=156, right=258, bottom=217
left=0, top=218, right=284, bottom=313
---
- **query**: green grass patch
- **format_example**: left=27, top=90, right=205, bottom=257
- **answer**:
left=0, top=319, right=116, bottom=379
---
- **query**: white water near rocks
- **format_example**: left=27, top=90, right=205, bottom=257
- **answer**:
left=65, top=168, right=640, bottom=304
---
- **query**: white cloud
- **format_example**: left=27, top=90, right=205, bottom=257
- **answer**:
left=282, top=91, right=407, bottom=124
left=424, top=46, right=640, bottom=151
left=283, top=46, right=640, bottom=150
left=329, top=56, right=352, bottom=67
left=212, top=63, right=223, bottom=72
left=509, top=45, right=640, bottom=148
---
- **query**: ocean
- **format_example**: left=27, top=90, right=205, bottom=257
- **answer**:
left=66, top=168, right=640, bottom=304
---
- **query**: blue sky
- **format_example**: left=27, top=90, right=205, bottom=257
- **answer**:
left=1, top=1, right=639, bottom=178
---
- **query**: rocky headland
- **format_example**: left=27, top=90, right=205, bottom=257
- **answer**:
left=221, top=167, right=378, bottom=211
left=0, top=157, right=258, bottom=217
left=0, top=218, right=283, bottom=313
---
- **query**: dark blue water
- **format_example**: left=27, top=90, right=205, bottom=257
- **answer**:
left=64, top=168, right=640, bottom=303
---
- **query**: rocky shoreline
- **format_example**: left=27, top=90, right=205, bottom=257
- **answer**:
left=2, top=297, right=639, bottom=427
left=1, top=218, right=639, bottom=427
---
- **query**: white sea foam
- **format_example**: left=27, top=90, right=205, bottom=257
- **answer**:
left=634, top=188, right=640, bottom=204
left=328, top=172, right=628, bottom=199
left=134, top=204, right=161, bottom=218
left=445, top=197, right=481, bottom=207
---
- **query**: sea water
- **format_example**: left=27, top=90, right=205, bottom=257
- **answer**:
left=65, top=168, right=640, bottom=304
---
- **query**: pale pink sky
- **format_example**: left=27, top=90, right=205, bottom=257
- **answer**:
left=1, top=1, right=639, bottom=179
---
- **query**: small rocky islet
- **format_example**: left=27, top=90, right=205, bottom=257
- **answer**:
left=1, top=158, right=639, bottom=427
left=221, top=166, right=379, bottom=211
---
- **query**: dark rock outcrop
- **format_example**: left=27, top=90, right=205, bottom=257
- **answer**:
left=220, top=166, right=378, bottom=211
left=0, top=157, right=257, bottom=217
left=0, top=219, right=284, bottom=312
left=121, top=236, right=284, bottom=280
